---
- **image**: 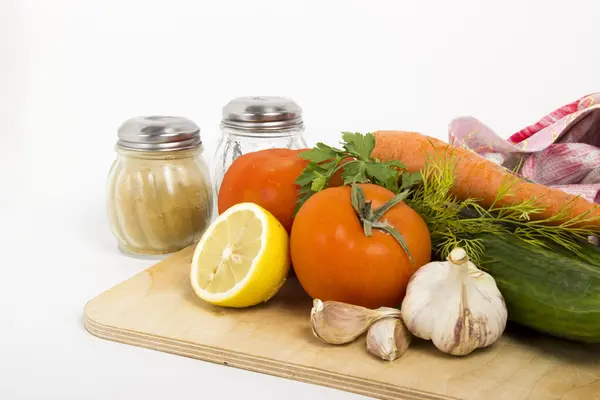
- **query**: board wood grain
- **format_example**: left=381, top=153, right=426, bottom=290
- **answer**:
left=84, top=245, right=600, bottom=400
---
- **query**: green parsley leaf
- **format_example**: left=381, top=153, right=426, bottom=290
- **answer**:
left=311, top=172, right=328, bottom=192
left=341, top=161, right=368, bottom=185
left=298, top=148, right=333, bottom=163
left=295, top=168, right=317, bottom=187
left=340, top=132, right=376, bottom=160
left=365, top=162, right=399, bottom=191
left=317, top=159, right=337, bottom=171
left=400, top=171, right=423, bottom=190
left=381, top=159, right=406, bottom=170
left=316, top=142, right=343, bottom=155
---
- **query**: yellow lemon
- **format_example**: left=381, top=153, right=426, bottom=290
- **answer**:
left=190, top=202, right=290, bottom=308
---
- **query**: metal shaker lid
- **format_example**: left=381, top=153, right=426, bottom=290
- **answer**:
left=221, top=96, right=303, bottom=131
left=116, top=116, right=202, bottom=151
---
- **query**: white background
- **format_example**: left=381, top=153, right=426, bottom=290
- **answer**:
left=2, top=1, right=600, bottom=399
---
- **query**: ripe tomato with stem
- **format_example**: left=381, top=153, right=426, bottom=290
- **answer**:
left=290, top=183, right=432, bottom=309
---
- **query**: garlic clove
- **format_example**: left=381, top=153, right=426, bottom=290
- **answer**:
left=366, top=317, right=411, bottom=361
left=310, top=299, right=402, bottom=345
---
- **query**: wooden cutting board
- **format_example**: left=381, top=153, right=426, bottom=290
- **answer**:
left=84, top=245, right=600, bottom=400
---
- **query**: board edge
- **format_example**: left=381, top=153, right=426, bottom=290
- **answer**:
left=83, top=315, right=457, bottom=400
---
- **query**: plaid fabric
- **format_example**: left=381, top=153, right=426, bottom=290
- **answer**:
left=448, top=93, right=600, bottom=204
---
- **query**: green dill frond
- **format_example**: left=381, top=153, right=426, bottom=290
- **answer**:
left=407, top=150, right=600, bottom=265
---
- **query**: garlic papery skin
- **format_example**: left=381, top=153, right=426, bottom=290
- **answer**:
left=310, top=299, right=402, bottom=345
left=366, top=317, right=411, bottom=361
left=400, top=247, right=507, bottom=356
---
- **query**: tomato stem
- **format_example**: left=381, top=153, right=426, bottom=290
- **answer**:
left=350, top=184, right=415, bottom=264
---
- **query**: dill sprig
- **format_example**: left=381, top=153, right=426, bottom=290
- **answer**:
left=407, top=147, right=600, bottom=264
left=404, top=150, right=501, bottom=264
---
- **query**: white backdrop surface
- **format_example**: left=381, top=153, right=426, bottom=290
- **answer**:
left=2, top=1, right=600, bottom=399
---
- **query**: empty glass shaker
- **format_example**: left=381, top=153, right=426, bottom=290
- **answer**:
left=211, top=96, right=309, bottom=198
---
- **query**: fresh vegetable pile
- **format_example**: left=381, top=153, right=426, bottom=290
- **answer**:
left=191, top=129, right=600, bottom=362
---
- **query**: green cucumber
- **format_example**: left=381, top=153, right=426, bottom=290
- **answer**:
left=476, top=232, right=600, bottom=343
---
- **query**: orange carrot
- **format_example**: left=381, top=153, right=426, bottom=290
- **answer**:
left=371, top=130, right=600, bottom=229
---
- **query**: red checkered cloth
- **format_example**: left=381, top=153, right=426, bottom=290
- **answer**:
left=448, top=93, right=600, bottom=204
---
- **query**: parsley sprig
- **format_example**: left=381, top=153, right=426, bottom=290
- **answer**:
left=294, top=132, right=420, bottom=213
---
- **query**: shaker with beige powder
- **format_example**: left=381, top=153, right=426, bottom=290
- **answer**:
left=106, top=116, right=213, bottom=257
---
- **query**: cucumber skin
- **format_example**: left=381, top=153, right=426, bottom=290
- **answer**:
left=476, top=233, right=600, bottom=343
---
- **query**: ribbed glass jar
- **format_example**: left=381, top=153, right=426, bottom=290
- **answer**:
left=106, top=116, right=213, bottom=257
left=211, top=96, right=309, bottom=198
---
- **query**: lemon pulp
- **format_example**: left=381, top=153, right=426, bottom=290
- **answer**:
left=190, top=202, right=290, bottom=308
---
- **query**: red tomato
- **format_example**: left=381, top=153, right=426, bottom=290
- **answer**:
left=290, top=183, right=432, bottom=308
left=217, top=148, right=309, bottom=233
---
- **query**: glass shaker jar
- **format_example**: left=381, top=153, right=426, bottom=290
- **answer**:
left=211, top=96, right=309, bottom=197
left=106, top=116, right=213, bottom=258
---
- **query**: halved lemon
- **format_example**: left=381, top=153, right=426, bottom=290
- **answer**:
left=190, top=202, right=291, bottom=308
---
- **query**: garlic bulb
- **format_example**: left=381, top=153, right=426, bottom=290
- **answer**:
left=400, top=247, right=507, bottom=356
left=366, top=317, right=411, bottom=361
left=310, top=299, right=402, bottom=345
